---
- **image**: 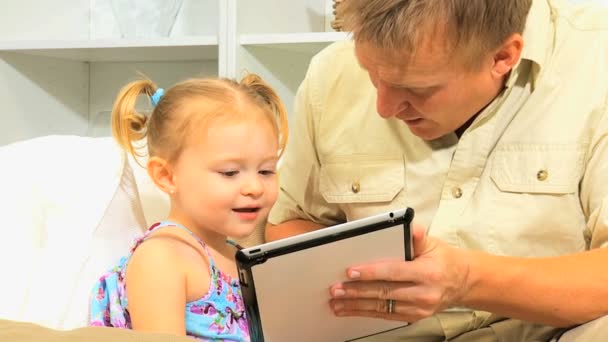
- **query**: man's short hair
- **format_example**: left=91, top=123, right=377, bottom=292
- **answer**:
left=341, top=0, right=533, bottom=68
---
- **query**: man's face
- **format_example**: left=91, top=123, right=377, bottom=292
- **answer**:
left=355, top=40, right=505, bottom=140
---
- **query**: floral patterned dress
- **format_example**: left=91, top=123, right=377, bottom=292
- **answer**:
left=89, top=221, right=250, bottom=342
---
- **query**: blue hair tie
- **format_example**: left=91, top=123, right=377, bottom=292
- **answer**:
left=150, top=88, right=165, bottom=106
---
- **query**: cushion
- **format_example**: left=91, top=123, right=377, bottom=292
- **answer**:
left=0, top=135, right=157, bottom=329
left=0, top=134, right=264, bottom=330
left=0, top=318, right=194, bottom=341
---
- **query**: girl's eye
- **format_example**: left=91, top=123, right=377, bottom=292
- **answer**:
left=220, top=171, right=239, bottom=177
left=259, top=170, right=276, bottom=176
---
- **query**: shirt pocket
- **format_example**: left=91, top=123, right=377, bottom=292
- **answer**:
left=490, top=143, right=586, bottom=194
left=319, top=156, right=405, bottom=203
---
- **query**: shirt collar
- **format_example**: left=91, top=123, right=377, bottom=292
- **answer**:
left=506, top=0, right=554, bottom=88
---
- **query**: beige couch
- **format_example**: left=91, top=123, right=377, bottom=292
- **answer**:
left=0, top=135, right=263, bottom=331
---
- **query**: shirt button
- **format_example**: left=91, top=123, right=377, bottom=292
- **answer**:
left=451, top=187, right=463, bottom=199
left=351, top=181, right=361, bottom=194
left=537, top=170, right=548, bottom=181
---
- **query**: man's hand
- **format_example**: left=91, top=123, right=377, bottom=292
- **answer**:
left=328, top=224, right=472, bottom=322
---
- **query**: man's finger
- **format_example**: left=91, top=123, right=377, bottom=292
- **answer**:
left=329, top=281, right=416, bottom=301
left=330, top=299, right=425, bottom=322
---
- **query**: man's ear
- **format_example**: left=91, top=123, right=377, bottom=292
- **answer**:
left=147, top=156, right=176, bottom=195
left=491, top=33, right=524, bottom=79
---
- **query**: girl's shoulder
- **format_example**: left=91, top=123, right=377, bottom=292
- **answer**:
left=128, top=226, right=214, bottom=301
left=129, top=227, right=210, bottom=274
left=127, top=234, right=189, bottom=278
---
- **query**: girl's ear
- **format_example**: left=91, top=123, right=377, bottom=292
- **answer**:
left=147, top=156, right=176, bottom=195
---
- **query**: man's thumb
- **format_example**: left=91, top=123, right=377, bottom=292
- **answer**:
left=411, top=223, right=427, bottom=258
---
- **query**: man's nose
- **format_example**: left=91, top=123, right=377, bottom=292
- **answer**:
left=376, top=81, right=408, bottom=119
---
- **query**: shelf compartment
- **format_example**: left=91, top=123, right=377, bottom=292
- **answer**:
left=239, top=32, right=350, bottom=53
left=0, top=36, right=218, bottom=62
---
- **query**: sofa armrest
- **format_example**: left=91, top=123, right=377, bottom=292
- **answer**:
left=555, top=315, right=608, bottom=341
left=0, top=319, right=194, bottom=342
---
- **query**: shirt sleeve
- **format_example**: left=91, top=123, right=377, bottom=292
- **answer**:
left=267, top=51, right=345, bottom=227
left=581, top=100, right=608, bottom=249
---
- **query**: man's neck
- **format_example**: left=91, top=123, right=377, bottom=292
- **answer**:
left=455, top=80, right=509, bottom=139
left=455, top=114, right=478, bottom=139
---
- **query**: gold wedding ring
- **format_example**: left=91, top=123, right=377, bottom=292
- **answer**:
left=386, top=299, right=396, bottom=314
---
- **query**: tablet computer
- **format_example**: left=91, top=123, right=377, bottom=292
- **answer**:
left=236, top=207, right=415, bottom=342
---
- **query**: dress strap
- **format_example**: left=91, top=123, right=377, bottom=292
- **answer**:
left=152, top=221, right=215, bottom=262
left=143, top=221, right=242, bottom=258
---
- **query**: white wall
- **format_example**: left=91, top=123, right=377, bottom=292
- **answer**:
left=90, top=0, right=217, bottom=39
left=237, top=0, right=327, bottom=34
left=0, top=53, right=89, bottom=146
left=0, top=0, right=89, bottom=40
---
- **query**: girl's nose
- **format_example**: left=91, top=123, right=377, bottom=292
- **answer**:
left=241, top=175, right=264, bottom=196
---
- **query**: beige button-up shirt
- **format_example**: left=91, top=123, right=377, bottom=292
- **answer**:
left=269, top=0, right=608, bottom=259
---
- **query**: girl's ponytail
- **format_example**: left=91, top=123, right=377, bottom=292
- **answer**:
left=110, top=79, right=157, bottom=159
left=239, top=74, right=289, bottom=157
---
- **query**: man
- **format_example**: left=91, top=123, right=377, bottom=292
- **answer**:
left=266, top=0, right=608, bottom=340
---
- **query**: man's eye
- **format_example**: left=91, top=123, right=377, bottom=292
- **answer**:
left=409, top=87, right=437, bottom=97
left=220, top=171, right=239, bottom=177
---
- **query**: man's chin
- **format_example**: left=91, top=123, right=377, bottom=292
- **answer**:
left=406, top=123, right=444, bottom=141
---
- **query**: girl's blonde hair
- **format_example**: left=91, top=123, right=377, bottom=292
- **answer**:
left=110, top=73, right=289, bottom=164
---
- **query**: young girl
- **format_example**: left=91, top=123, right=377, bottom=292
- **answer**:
left=89, top=73, right=288, bottom=342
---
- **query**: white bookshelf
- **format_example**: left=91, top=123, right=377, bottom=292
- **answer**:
left=240, top=32, right=349, bottom=45
left=0, top=37, right=218, bottom=62
left=0, top=0, right=347, bottom=145
left=232, top=0, right=350, bottom=124
left=239, top=32, right=349, bottom=53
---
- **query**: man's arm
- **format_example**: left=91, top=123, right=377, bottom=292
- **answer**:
left=265, top=220, right=326, bottom=241
left=329, top=226, right=608, bottom=327
left=460, top=247, right=608, bottom=326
